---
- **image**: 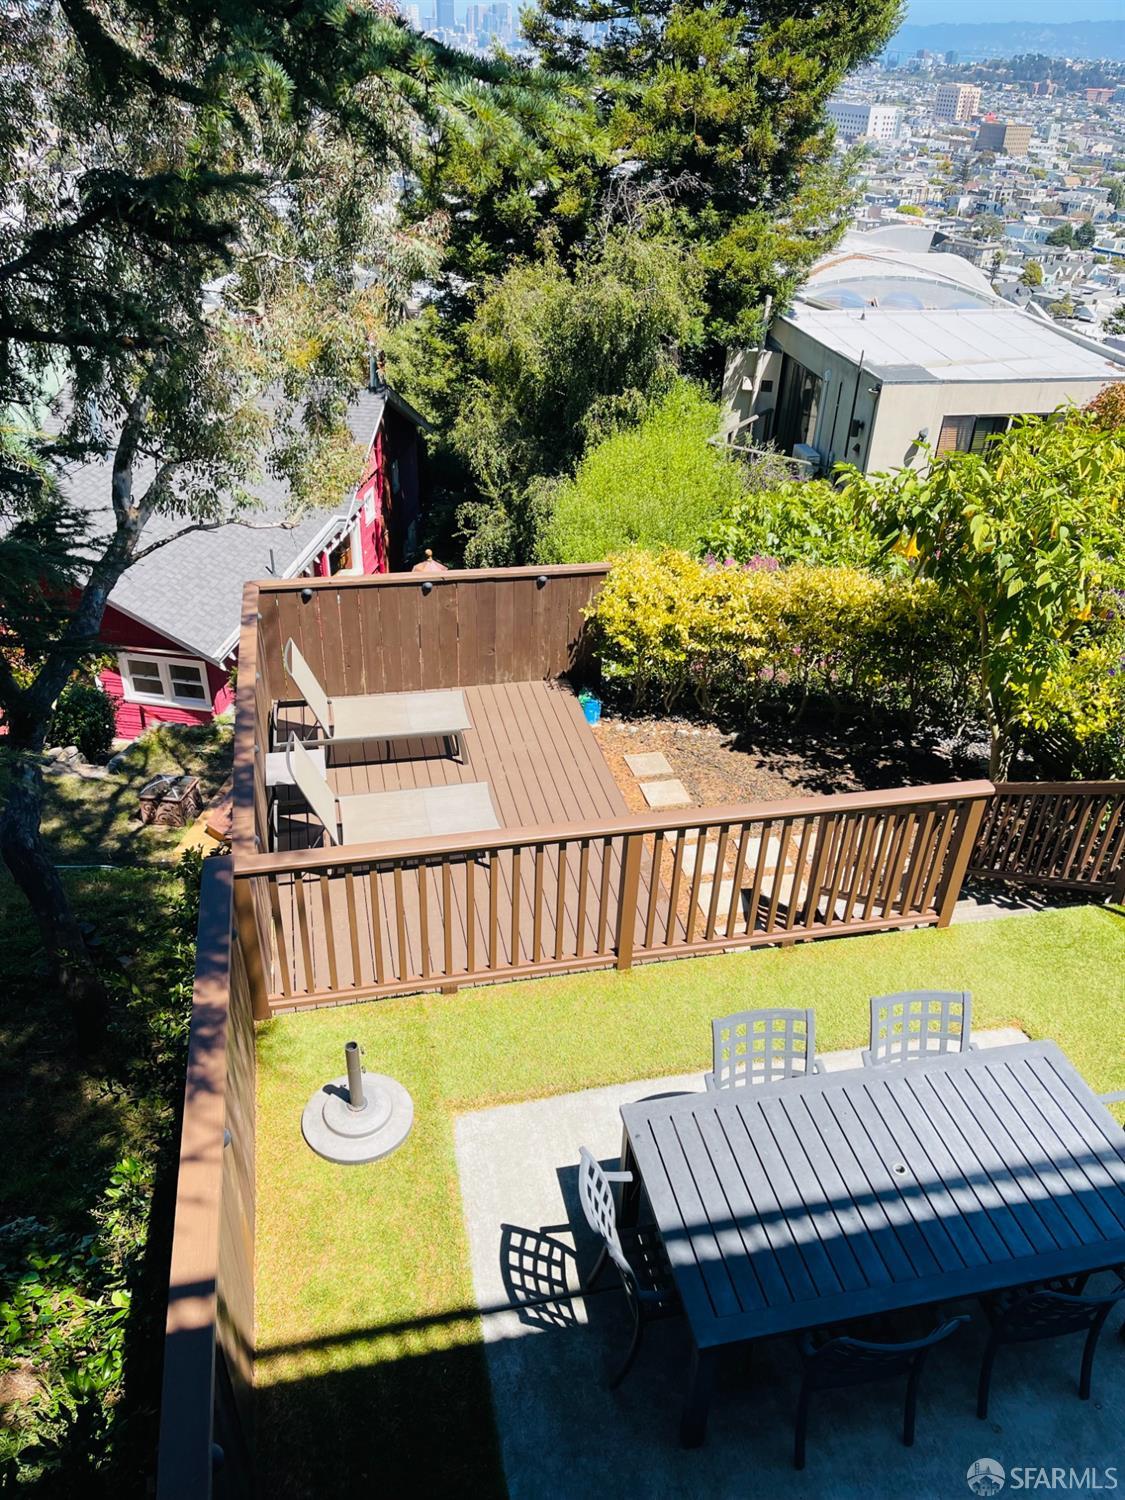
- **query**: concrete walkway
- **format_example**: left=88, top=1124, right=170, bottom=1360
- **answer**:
left=454, top=1035, right=1125, bottom=1500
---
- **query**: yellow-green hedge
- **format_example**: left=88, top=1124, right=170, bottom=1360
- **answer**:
left=585, top=549, right=971, bottom=723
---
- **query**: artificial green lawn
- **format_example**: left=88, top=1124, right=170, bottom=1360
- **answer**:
left=254, top=905, right=1125, bottom=1498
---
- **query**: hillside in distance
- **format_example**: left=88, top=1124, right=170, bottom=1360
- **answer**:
left=890, top=19, right=1125, bottom=62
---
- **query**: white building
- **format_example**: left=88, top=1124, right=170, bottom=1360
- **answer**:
left=826, top=98, right=902, bottom=142
left=933, top=83, right=981, bottom=123
left=723, top=233, right=1125, bottom=475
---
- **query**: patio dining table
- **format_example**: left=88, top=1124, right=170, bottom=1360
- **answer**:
left=618, top=1040, right=1125, bottom=1447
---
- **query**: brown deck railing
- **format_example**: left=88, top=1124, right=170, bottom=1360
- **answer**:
left=156, top=858, right=256, bottom=1499
left=969, top=780, right=1125, bottom=898
left=234, top=780, right=993, bottom=1011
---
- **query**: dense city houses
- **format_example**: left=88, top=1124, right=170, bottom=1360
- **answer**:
left=817, top=52, right=1125, bottom=349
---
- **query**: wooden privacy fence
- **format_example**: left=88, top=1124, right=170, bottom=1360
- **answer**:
left=157, top=858, right=256, bottom=1500
left=235, top=780, right=993, bottom=1012
left=969, top=781, right=1125, bottom=898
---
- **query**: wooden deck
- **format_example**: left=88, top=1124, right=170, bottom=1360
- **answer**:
left=267, top=680, right=646, bottom=1003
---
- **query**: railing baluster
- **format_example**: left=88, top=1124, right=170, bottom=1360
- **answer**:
left=510, top=846, right=522, bottom=966
left=644, top=831, right=663, bottom=950
left=368, top=866, right=386, bottom=986
left=393, top=865, right=408, bottom=981
left=596, top=837, right=612, bottom=953
left=417, top=864, right=431, bottom=979
left=764, top=817, right=794, bottom=934
left=785, top=818, right=814, bottom=932
left=684, top=826, right=709, bottom=943
left=267, top=876, right=292, bottom=999
left=488, top=851, right=499, bottom=969
left=576, top=838, right=590, bottom=957
left=705, top=825, right=730, bottom=940
left=465, top=856, right=477, bottom=974
left=725, top=824, right=750, bottom=938
left=554, top=841, right=568, bottom=961
left=344, top=870, right=362, bottom=988
left=294, top=873, right=314, bottom=993
left=745, top=818, right=773, bottom=936
left=442, top=860, right=454, bottom=977
left=532, top=844, right=545, bottom=963
left=319, top=873, right=339, bottom=992
left=665, top=830, right=686, bottom=946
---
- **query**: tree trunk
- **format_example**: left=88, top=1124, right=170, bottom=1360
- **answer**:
left=0, top=741, right=108, bottom=1043
left=0, top=393, right=151, bottom=1040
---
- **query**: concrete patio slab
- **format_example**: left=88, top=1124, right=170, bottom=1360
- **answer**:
left=454, top=1044, right=1123, bottom=1500
left=624, top=751, right=674, bottom=778
left=640, top=778, right=692, bottom=809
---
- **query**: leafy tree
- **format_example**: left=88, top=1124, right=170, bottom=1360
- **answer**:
left=1019, top=259, right=1044, bottom=287
left=1106, top=179, right=1125, bottom=212
left=1075, top=221, right=1097, bottom=248
left=972, top=213, right=1005, bottom=241
left=541, top=381, right=743, bottom=561
left=1106, top=305, right=1125, bottom=337
left=838, top=413, right=1125, bottom=777
left=1049, top=295, right=1076, bottom=319
left=1046, top=223, right=1076, bottom=247
left=0, top=0, right=543, bottom=1029
left=391, top=232, right=705, bottom=564
left=700, top=475, right=882, bottom=568
left=519, top=0, right=903, bottom=376
left=896, top=203, right=925, bottom=217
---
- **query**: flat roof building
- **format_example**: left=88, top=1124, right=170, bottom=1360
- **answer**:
left=826, top=98, right=902, bottom=142
left=934, top=83, right=980, bottom=123
left=975, top=120, right=1033, bottom=157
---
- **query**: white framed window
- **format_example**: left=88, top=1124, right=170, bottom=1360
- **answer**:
left=363, top=488, right=376, bottom=524
left=118, top=652, right=211, bottom=708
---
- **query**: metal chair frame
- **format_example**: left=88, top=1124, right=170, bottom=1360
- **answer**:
left=863, top=990, right=973, bottom=1068
left=794, top=1315, right=968, bottom=1470
left=577, top=1147, right=678, bottom=1389
left=977, top=1277, right=1125, bottom=1418
left=705, top=1008, right=820, bottom=1091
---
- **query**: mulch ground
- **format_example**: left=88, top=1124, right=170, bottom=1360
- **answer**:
left=591, top=711, right=980, bottom=812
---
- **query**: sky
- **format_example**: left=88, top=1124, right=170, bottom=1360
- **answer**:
left=903, top=0, right=1125, bottom=22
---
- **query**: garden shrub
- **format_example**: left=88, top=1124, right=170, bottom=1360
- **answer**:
left=540, top=382, right=745, bottom=563
left=1016, top=625, right=1125, bottom=777
left=49, top=681, right=117, bottom=761
left=585, top=549, right=970, bottom=728
left=699, top=477, right=885, bottom=569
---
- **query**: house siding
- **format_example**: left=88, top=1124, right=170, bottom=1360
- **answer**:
left=98, top=606, right=229, bottom=740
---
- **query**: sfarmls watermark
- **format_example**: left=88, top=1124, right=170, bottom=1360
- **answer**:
left=968, top=1460, right=1120, bottom=1495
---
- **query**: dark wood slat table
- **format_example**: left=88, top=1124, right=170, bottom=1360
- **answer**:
left=618, top=1041, right=1125, bottom=1446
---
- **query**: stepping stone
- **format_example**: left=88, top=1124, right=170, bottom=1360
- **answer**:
left=624, top=751, right=674, bottom=778
left=640, top=778, right=692, bottom=809
left=681, top=841, right=720, bottom=877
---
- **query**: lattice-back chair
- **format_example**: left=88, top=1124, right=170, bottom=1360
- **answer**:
left=576, top=1147, right=678, bottom=1388
left=794, top=1316, right=968, bottom=1470
left=863, top=990, right=973, bottom=1068
left=705, top=1008, right=820, bottom=1091
left=977, top=1276, right=1125, bottom=1419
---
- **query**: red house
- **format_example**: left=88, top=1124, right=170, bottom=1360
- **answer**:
left=58, top=383, right=426, bottom=740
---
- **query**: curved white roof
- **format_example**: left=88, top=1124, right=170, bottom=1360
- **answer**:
left=802, top=232, right=999, bottom=309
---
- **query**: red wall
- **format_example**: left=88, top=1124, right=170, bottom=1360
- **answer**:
left=98, top=605, right=230, bottom=740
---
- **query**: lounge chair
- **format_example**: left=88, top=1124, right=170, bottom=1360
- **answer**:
left=283, top=639, right=473, bottom=757
left=285, top=734, right=498, bottom=847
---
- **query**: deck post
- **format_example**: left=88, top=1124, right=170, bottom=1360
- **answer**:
left=615, top=831, right=644, bottom=971
left=232, top=874, right=271, bottom=1020
left=935, top=788, right=993, bottom=928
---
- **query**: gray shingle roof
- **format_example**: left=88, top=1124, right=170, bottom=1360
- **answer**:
left=58, top=389, right=392, bottom=662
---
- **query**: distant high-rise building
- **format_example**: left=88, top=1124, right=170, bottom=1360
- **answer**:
left=974, top=119, right=1032, bottom=158
left=934, top=83, right=981, bottom=124
left=435, top=0, right=454, bottom=28
left=944, top=49, right=957, bottom=64
left=1087, top=86, right=1114, bottom=105
left=825, top=98, right=901, bottom=142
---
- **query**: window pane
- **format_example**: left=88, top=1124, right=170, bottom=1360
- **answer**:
left=127, top=659, right=164, bottom=695
left=169, top=664, right=207, bottom=701
left=970, top=416, right=1008, bottom=454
